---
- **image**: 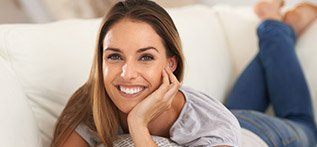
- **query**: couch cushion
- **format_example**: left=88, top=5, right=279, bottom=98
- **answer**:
left=168, top=5, right=232, bottom=102
left=0, top=45, right=41, bottom=147
left=296, top=22, right=317, bottom=123
left=0, top=20, right=100, bottom=146
left=213, top=5, right=259, bottom=79
left=0, top=4, right=231, bottom=146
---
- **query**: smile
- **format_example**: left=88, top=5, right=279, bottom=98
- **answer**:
left=116, top=85, right=147, bottom=98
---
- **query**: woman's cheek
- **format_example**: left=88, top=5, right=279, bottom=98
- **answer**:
left=103, top=63, right=121, bottom=78
left=103, top=64, right=119, bottom=84
left=145, top=66, right=164, bottom=86
left=103, top=65, right=109, bottom=77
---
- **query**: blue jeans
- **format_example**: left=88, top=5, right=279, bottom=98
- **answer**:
left=226, top=20, right=317, bottom=147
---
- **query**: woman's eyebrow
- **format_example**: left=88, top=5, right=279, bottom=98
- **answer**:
left=104, top=46, right=159, bottom=53
left=104, top=47, right=121, bottom=52
left=137, top=47, right=159, bottom=53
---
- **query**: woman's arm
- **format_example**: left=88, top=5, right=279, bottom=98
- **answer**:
left=128, top=116, right=157, bottom=147
left=61, top=131, right=89, bottom=147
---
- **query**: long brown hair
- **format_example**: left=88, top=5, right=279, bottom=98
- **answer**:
left=51, top=0, right=184, bottom=146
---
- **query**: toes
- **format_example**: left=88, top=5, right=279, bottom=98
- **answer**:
left=254, top=0, right=283, bottom=20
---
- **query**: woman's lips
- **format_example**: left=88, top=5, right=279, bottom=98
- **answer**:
left=116, top=85, right=147, bottom=99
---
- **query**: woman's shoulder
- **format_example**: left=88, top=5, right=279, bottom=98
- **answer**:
left=75, top=123, right=101, bottom=146
left=179, top=85, right=228, bottom=109
left=177, top=86, right=239, bottom=123
left=178, top=85, right=240, bottom=128
left=75, top=122, right=125, bottom=146
left=169, top=85, right=241, bottom=146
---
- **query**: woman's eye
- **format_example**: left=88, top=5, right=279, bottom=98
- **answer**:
left=139, top=55, right=154, bottom=61
left=107, top=54, right=122, bottom=61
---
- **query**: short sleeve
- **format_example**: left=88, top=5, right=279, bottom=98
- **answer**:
left=75, top=123, right=101, bottom=147
left=169, top=86, right=241, bottom=146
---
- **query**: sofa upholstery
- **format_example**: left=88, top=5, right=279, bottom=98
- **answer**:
left=0, top=4, right=316, bottom=147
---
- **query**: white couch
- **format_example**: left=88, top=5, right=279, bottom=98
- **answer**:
left=1, top=4, right=317, bottom=147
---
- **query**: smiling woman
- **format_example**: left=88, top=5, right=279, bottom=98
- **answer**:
left=102, top=19, right=178, bottom=114
left=50, top=0, right=240, bottom=147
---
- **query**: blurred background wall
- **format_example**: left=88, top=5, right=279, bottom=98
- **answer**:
left=0, top=0, right=316, bottom=24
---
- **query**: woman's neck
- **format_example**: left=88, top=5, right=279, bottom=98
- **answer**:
left=119, top=90, right=186, bottom=137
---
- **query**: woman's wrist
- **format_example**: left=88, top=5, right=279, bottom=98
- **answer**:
left=127, top=115, right=157, bottom=147
left=127, top=113, right=146, bottom=128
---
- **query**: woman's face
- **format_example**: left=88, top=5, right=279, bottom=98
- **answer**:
left=102, top=19, right=176, bottom=113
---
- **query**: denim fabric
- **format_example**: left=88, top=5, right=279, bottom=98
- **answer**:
left=232, top=110, right=315, bottom=147
left=226, top=20, right=317, bottom=146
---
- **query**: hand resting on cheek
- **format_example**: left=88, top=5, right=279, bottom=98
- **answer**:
left=127, top=66, right=181, bottom=127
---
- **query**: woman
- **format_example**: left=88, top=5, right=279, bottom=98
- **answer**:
left=52, top=0, right=239, bottom=146
left=51, top=0, right=317, bottom=146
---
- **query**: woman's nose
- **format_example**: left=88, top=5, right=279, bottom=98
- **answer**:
left=120, top=62, right=138, bottom=81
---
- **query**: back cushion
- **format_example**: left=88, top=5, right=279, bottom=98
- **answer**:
left=168, top=5, right=232, bottom=102
left=0, top=5, right=231, bottom=146
left=0, top=54, right=42, bottom=146
left=213, top=5, right=260, bottom=79
left=0, top=20, right=100, bottom=146
left=296, top=22, right=317, bottom=123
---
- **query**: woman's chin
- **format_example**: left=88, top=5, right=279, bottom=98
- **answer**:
left=117, top=104, right=136, bottom=114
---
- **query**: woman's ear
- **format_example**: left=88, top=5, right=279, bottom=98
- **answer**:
left=167, top=56, right=177, bottom=72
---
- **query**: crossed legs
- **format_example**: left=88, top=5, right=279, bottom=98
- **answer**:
left=226, top=1, right=317, bottom=146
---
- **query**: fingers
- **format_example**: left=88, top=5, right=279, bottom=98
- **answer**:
left=164, top=82, right=179, bottom=101
left=154, top=68, right=170, bottom=94
left=162, top=67, right=170, bottom=86
left=163, top=66, right=181, bottom=103
left=153, top=66, right=180, bottom=99
left=165, top=66, right=178, bottom=85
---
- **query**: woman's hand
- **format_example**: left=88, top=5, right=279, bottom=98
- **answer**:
left=128, top=66, right=181, bottom=126
left=127, top=66, right=181, bottom=147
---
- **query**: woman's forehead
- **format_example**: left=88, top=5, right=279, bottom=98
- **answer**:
left=103, top=19, right=165, bottom=52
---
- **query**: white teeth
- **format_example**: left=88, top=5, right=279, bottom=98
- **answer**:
left=119, top=86, right=144, bottom=95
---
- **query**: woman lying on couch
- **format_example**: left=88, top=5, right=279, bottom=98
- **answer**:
left=51, top=0, right=317, bottom=146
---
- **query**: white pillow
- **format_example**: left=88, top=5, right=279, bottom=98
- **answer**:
left=168, top=5, right=232, bottom=103
left=0, top=20, right=100, bottom=146
left=110, top=134, right=180, bottom=147
left=0, top=56, right=41, bottom=147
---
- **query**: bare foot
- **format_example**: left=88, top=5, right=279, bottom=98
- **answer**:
left=254, top=0, right=284, bottom=21
left=283, top=3, right=317, bottom=36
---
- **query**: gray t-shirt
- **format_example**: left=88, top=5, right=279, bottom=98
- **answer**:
left=75, top=86, right=241, bottom=146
